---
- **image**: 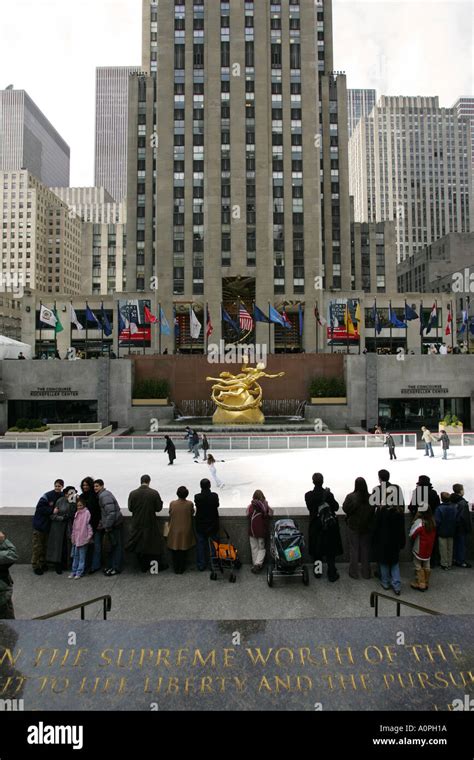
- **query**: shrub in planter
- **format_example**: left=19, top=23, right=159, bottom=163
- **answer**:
left=133, top=378, right=170, bottom=399
left=309, top=376, right=346, bottom=398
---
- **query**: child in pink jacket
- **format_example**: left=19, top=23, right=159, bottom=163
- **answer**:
left=69, top=497, right=93, bottom=579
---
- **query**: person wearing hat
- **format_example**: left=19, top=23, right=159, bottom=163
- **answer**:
left=409, top=502, right=437, bottom=591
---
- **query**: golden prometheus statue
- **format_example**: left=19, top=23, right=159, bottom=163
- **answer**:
left=206, top=363, right=285, bottom=425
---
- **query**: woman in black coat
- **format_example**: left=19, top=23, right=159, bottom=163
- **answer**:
left=371, top=505, right=406, bottom=594
left=304, top=473, right=342, bottom=582
left=164, top=436, right=176, bottom=465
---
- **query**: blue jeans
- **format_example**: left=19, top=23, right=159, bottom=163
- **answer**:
left=196, top=532, right=217, bottom=570
left=90, top=530, right=102, bottom=571
left=424, top=443, right=434, bottom=457
left=442, top=449, right=447, bottom=460
left=379, top=562, right=401, bottom=592
left=106, top=526, right=123, bottom=572
left=72, top=545, right=87, bottom=576
left=454, top=534, right=466, bottom=564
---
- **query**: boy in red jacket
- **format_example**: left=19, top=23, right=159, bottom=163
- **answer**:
left=409, top=503, right=436, bottom=591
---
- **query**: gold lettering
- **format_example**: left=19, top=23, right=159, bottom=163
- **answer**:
left=258, top=676, right=273, bottom=692
left=275, top=648, right=294, bottom=667
left=37, top=676, right=50, bottom=692
left=176, top=649, right=189, bottom=667
left=234, top=676, right=247, bottom=692
left=223, top=649, right=235, bottom=668
left=275, top=675, right=291, bottom=692
left=137, top=650, right=154, bottom=668
left=460, top=671, right=474, bottom=688
left=246, top=648, right=274, bottom=666
left=359, top=674, right=371, bottom=690
left=199, top=677, right=213, bottom=693
left=296, top=675, right=313, bottom=692
left=72, top=649, right=88, bottom=667
left=154, top=649, right=171, bottom=667
left=364, top=646, right=383, bottom=664
left=298, top=647, right=320, bottom=666
left=192, top=650, right=216, bottom=668
left=100, top=649, right=114, bottom=666
left=118, top=677, right=127, bottom=694
left=215, top=677, right=226, bottom=692
left=184, top=677, right=195, bottom=694
left=424, top=644, right=448, bottom=663
left=434, top=672, right=449, bottom=688
left=51, top=677, right=69, bottom=694
left=406, top=644, right=423, bottom=662
left=417, top=672, right=437, bottom=689
left=167, top=677, right=179, bottom=694
left=337, top=674, right=358, bottom=690
left=383, top=673, right=395, bottom=689
left=334, top=647, right=355, bottom=665
left=0, top=649, right=21, bottom=667
left=384, top=646, right=397, bottom=663
left=321, top=674, right=335, bottom=690
left=448, top=643, right=463, bottom=661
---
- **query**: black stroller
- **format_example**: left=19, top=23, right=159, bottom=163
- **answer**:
left=267, top=519, right=309, bottom=587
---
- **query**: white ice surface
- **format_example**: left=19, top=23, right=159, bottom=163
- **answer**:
left=1, top=446, right=473, bottom=511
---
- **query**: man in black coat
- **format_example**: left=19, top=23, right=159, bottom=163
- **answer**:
left=194, top=478, right=220, bottom=571
left=126, top=475, right=168, bottom=572
left=31, top=479, right=64, bottom=575
left=304, top=473, right=342, bottom=582
left=451, top=483, right=472, bottom=568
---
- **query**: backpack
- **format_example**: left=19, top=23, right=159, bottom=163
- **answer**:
left=318, top=493, right=337, bottom=531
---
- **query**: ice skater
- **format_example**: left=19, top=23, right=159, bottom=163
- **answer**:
left=197, top=454, right=225, bottom=489
left=421, top=427, right=436, bottom=458
left=201, top=434, right=210, bottom=460
left=164, top=435, right=176, bottom=466
left=384, top=433, right=396, bottom=460
left=437, top=429, right=450, bottom=460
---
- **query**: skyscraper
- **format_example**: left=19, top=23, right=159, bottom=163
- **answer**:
left=95, top=67, right=141, bottom=202
left=347, top=88, right=376, bottom=138
left=453, top=97, right=474, bottom=187
left=349, top=96, right=473, bottom=261
left=126, top=0, right=369, bottom=351
left=0, top=89, right=70, bottom=187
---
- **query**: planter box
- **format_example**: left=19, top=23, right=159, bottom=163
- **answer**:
left=5, top=430, right=53, bottom=439
left=311, top=397, right=347, bottom=405
left=438, top=424, right=463, bottom=435
left=132, top=398, right=169, bottom=406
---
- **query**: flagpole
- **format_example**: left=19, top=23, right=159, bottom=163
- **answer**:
left=420, top=299, right=423, bottom=354
left=190, top=304, right=193, bottom=355
left=100, top=302, right=105, bottom=358
left=39, top=300, right=42, bottom=356
left=117, top=303, right=121, bottom=360
left=204, top=302, right=208, bottom=355
left=268, top=302, right=271, bottom=355
left=435, top=299, right=439, bottom=346
left=358, top=299, right=361, bottom=355
left=389, top=300, right=393, bottom=355
left=450, top=301, right=454, bottom=351
left=85, top=301, right=89, bottom=359
left=158, top=302, right=162, bottom=355
left=404, top=300, right=408, bottom=355
left=346, top=302, right=350, bottom=356
left=54, top=301, right=58, bottom=357
left=468, top=296, right=471, bottom=354
left=374, top=299, right=377, bottom=354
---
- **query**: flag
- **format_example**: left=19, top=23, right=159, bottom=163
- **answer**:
left=53, top=308, right=63, bottom=334
left=222, top=307, right=240, bottom=334
left=419, top=303, right=425, bottom=336
left=190, top=307, right=202, bottom=339
left=425, top=303, right=437, bottom=334
left=86, top=306, right=100, bottom=327
left=269, top=305, right=286, bottom=327
left=160, top=307, right=171, bottom=336
left=100, top=303, right=112, bottom=337
left=281, top=307, right=292, bottom=329
left=40, top=305, right=57, bottom=328
left=405, top=304, right=419, bottom=321
left=239, top=303, right=254, bottom=331
left=371, top=304, right=382, bottom=335
left=354, top=301, right=361, bottom=323
left=315, top=306, right=327, bottom=327
left=445, top=307, right=452, bottom=336
left=254, top=305, right=270, bottom=323
left=174, top=307, right=180, bottom=337
left=118, top=304, right=127, bottom=333
left=459, top=310, right=468, bottom=334
left=70, top=305, right=83, bottom=331
left=144, top=305, right=158, bottom=324
left=298, top=304, right=304, bottom=337
left=206, top=308, right=213, bottom=338
left=344, top=303, right=356, bottom=335
left=470, top=317, right=474, bottom=337
left=388, top=305, right=407, bottom=329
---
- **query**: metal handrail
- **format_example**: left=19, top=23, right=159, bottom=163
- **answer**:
left=370, top=591, right=441, bottom=618
left=34, top=595, right=112, bottom=621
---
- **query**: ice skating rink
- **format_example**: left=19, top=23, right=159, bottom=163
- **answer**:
left=1, top=445, right=473, bottom=511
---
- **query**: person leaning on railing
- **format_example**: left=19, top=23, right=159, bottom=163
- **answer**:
left=0, top=531, right=18, bottom=619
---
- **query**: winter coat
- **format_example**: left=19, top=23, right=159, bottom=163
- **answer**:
left=450, top=495, right=472, bottom=535
left=191, top=432, right=200, bottom=447
left=125, top=485, right=164, bottom=555
left=409, top=485, right=440, bottom=515
left=46, top=496, right=74, bottom=563
left=0, top=538, right=18, bottom=607
left=409, top=518, right=436, bottom=561
left=439, top=432, right=450, bottom=450
left=371, top=506, right=406, bottom=565
left=384, top=435, right=396, bottom=451
left=247, top=499, right=274, bottom=539
left=305, top=486, right=342, bottom=559
left=71, top=508, right=93, bottom=548
left=202, top=437, right=210, bottom=452
left=434, top=502, right=458, bottom=538
left=167, top=498, right=196, bottom=551
left=342, top=491, right=375, bottom=534
left=194, top=490, right=220, bottom=536
left=79, top=490, right=101, bottom=531
left=97, top=489, right=123, bottom=531
left=32, top=489, right=62, bottom=533
left=164, top=439, right=176, bottom=461
left=422, top=430, right=436, bottom=444
left=371, top=483, right=405, bottom=511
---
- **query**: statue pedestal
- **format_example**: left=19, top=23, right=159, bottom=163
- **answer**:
left=212, top=407, right=265, bottom=425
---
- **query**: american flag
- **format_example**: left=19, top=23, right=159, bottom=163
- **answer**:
left=239, top=304, right=254, bottom=331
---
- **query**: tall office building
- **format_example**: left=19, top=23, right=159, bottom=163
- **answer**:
left=126, top=0, right=359, bottom=352
left=453, top=98, right=474, bottom=185
left=1, top=170, right=82, bottom=295
left=95, top=67, right=141, bottom=202
left=0, top=89, right=70, bottom=187
left=347, top=88, right=376, bottom=138
left=350, top=96, right=473, bottom=261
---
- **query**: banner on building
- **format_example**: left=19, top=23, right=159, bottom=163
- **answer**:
left=327, top=299, right=360, bottom=345
left=118, top=299, right=152, bottom=346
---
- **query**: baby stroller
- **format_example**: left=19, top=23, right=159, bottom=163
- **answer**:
left=209, top=529, right=242, bottom=583
left=268, top=519, right=309, bottom=587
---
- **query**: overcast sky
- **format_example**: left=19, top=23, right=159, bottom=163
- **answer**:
left=0, top=0, right=472, bottom=187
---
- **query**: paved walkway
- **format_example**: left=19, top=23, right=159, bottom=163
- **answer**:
left=10, top=563, right=474, bottom=621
